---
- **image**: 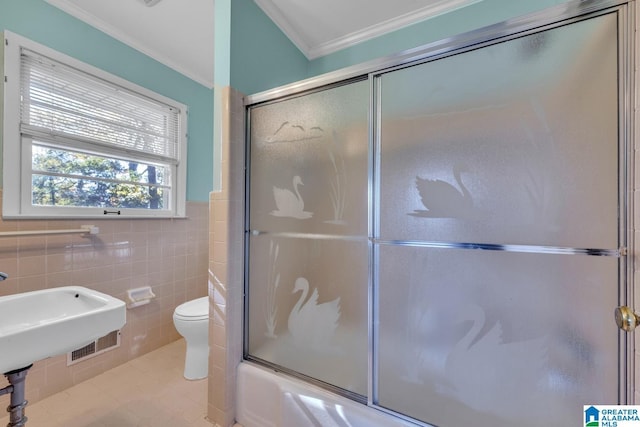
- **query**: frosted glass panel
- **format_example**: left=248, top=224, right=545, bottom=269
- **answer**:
left=377, top=245, right=618, bottom=427
left=247, top=234, right=368, bottom=395
left=249, top=80, right=369, bottom=236
left=378, top=14, right=618, bottom=248
left=246, top=80, right=369, bottom=396
left=244, top=8, right=626, bottom=426
left=375, top=12, right=623, bottom=427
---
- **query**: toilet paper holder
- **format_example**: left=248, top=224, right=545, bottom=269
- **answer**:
left=126, top=286, right=156, bottom=309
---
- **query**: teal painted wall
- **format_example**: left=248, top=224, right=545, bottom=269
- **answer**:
left=230, top=0, right=307, bottom=96
left=229, top=0, right=574, bottom=95
left=0, top=0, right=213, bottom=202
left=307, top=0, right=569, bottom=76
left=215, top=0, right=231, bottom=87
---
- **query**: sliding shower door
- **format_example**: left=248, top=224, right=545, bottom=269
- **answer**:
left=245, top=80, right=370, bottom=396
left=374, top=10, right=624, bottom=427
left=245, top=3, right=632, bottom=426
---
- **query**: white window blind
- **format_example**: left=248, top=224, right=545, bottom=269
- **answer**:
left=3, top=31, right=188, bottom=218
left=19, top=48, right=182, bottom=163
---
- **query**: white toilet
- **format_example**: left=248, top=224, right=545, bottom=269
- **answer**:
left=173, top=296, right=209, bottom=380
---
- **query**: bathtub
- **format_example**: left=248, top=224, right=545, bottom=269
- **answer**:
left=236, top=362, right=417, bottom=427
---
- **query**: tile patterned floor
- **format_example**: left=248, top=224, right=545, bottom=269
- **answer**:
left=0, top=340, right=213, bottom=427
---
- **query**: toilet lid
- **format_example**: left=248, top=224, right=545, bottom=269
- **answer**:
left=174, top=296, right=209, bottom=319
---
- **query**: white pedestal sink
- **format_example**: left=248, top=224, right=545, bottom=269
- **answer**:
left=0, top=286, right=126, bottom=425
left=0, top=286, right=126, bottom=374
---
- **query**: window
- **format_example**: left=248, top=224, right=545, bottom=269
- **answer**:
left=2, top=31, right=188, bottom=218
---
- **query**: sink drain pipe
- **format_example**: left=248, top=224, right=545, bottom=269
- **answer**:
left=0, top=365, right=31, bottom=427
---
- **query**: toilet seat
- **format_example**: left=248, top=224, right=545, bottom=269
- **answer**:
left=174, top=296, right=208, bottom=321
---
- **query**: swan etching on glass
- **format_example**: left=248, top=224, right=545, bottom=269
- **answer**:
left=440, top=303, right=547, bottom=417
left=411, top=164, right=473, bottom=218
left=265, top=122, right=324, bottom=143
left=287, top=277, right=341, bottom=350
left=271, top=176, right=313, bottom=219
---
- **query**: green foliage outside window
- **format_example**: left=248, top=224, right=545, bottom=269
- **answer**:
left=31, top=146, right=166, bottom=209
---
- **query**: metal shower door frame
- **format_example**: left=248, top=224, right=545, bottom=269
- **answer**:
left=243, top=0, right=637, bottom=423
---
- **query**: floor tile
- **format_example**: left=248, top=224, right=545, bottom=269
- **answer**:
left=0, top=340, right=213, bottom=427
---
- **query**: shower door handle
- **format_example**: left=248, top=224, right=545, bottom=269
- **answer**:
left=615, top=306, right=640, bottom=332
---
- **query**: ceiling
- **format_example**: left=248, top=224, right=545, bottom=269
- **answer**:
left=44, top=0, right=478, bottom=89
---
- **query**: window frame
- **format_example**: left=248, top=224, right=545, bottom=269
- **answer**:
left=2, top=31, right=188, bottom=218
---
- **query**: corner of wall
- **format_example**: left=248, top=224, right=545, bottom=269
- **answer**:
left=208, top=85, right=246, bottom=427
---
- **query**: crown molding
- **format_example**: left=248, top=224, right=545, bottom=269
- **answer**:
left=308, top=0, right=482, bottom=59
left=43, top=0, right=213, bottom=88
left=254, top=0, right=481, bottom=60
left=251, top=0, right=314, bottom=57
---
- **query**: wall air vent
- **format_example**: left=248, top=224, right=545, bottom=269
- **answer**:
left=67, top=330, right=121, bottom=365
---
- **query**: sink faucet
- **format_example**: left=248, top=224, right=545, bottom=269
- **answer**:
left=0, top=272, right=8, bottom=281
